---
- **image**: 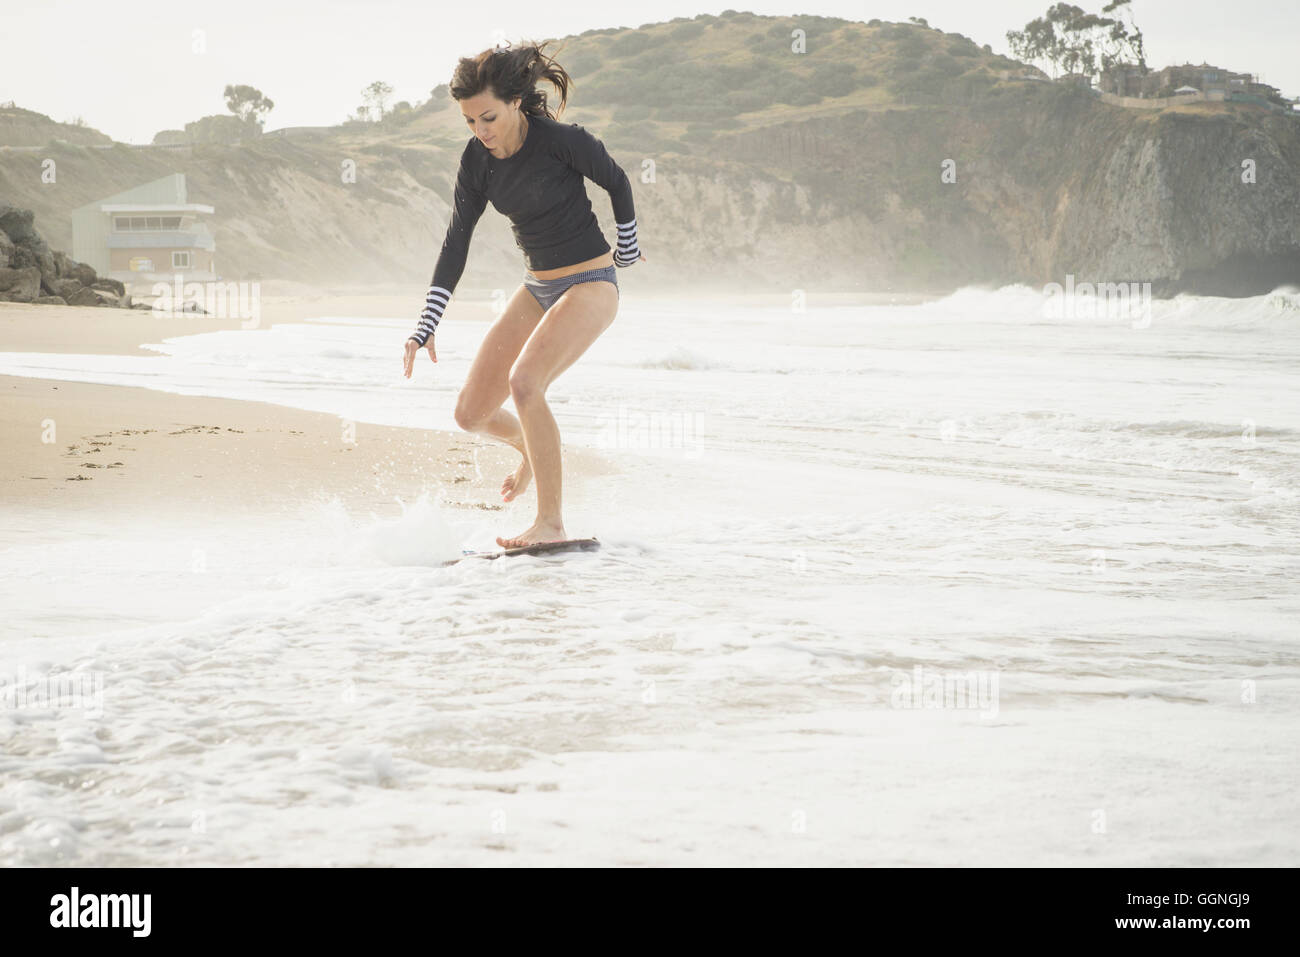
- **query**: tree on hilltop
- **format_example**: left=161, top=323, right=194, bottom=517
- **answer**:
left=1006, top=1, right=1146, bottom=78
left=362, top=81, right=394, bottom=121
left=223, top=84, right=276, bottom=130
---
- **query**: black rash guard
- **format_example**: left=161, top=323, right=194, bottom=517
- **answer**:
left=410, top=113, right=640, bottom=345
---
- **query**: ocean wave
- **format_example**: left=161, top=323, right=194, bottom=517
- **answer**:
left=924, top=284, right=1300, bottom=330
left=635, top=347, right=719, bottom=370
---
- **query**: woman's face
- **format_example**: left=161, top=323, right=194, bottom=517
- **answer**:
left=460, top=92, right=518, bottom=149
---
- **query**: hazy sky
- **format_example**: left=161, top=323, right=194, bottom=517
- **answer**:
left=3, top=0, right=1295, bottom=143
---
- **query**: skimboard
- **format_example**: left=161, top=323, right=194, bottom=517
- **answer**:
left=442, top=536, right=600, bottom=566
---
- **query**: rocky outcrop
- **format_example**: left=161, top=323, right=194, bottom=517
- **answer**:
left=0, top=205, right=132, bottom=307
left=713, top=85, right=1300, bottom=295
left=0, top=266, right=41, bottom=301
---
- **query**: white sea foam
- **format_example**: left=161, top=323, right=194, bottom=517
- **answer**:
left=2, top=287, right=1298, bottom=865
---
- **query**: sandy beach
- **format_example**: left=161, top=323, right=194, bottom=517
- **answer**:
left=0, top=294, right=615, bottom=522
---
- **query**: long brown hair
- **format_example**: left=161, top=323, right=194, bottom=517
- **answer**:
left=449, top=39, right=572, bottom=119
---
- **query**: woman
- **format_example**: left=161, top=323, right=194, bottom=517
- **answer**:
left=402, top=40, right=645, bottom=549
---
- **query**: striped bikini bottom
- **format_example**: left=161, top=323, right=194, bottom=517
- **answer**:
left=523, top=265, right=618, bottom=311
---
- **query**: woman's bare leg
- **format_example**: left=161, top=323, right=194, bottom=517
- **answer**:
left=453, top=284, right=545, bottom=500
left=497, top=278, right=619, bottom=548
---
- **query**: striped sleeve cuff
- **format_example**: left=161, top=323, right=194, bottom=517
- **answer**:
left=613, top=218, right=640, bottom=267
left=409, top=284, right=451, bottom=346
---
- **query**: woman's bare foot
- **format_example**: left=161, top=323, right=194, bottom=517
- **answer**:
left=497, top=519, right=566, bottom=549
left=502, top=454, right=532, bottom=502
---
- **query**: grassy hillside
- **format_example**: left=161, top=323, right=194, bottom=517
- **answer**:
left=0, top=105, right=113, bottom=147
left=389, top=13, right=1037, bottom=154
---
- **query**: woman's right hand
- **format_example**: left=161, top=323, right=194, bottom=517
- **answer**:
left=403, top=336, right=436, bottom=378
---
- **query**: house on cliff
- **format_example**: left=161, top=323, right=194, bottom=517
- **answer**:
left=1098, top=62, right=1147, bottom=96
left=1101, top=61, right=1286, bottom=105
left=1099, top=61, right=1295, bottom=113
left=71, top=172, right=215, bottom=293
